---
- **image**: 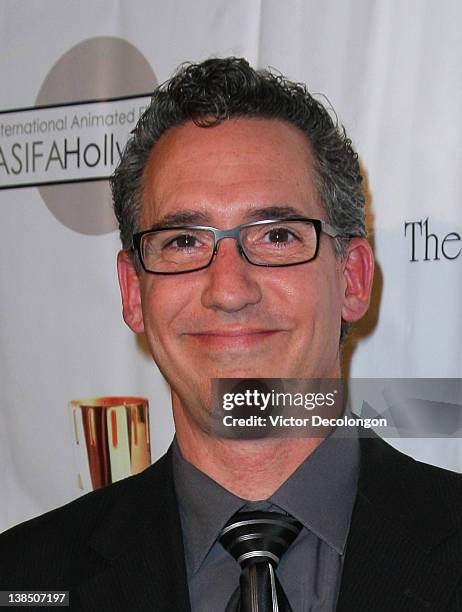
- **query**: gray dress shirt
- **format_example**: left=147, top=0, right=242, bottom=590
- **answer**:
left=172, top=433, right=359, bottom=612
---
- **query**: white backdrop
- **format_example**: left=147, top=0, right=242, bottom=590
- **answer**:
left=1, top=0, right=461, bottom=532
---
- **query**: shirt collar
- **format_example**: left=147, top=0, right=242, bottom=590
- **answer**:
left=172, top=438, right=245, bottom=576
left=172, top=430, right=359, bottom=576
left=269, top=431, right=360, bottom=554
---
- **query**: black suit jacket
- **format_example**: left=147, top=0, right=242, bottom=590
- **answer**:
left=1, top=436, right=461, bottom=611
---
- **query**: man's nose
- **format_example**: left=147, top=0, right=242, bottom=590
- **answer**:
left=200, top=238, right=262, bottom=313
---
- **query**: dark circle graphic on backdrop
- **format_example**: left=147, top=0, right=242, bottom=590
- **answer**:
left=35, top=37, right=157, bottom=235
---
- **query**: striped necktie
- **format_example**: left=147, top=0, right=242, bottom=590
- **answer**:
left=219, top=510, right=302, bottom=612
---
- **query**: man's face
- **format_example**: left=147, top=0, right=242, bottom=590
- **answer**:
left=119, top=118, right=366, bottom=429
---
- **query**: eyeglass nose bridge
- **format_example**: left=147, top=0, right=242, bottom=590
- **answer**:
left=211, top=226, right=246, bottom=260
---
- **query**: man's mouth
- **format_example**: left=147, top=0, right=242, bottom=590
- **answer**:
left=186, top=328, right=282, bottom=350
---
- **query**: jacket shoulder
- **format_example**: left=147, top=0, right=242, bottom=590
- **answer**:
left=358, top=435, right=462, bottom=541
left=0, top=452, right=171, bottom=588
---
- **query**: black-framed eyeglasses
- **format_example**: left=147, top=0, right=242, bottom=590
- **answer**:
left=132, top=217, right=343, bottom=275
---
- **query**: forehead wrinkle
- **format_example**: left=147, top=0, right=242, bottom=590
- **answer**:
left=143, top=118, right=317, bottom=189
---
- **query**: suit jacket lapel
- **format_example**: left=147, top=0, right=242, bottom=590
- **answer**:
left=77, top=449, right=191, bottom=612
left=337, top=436, right=462, bottom=611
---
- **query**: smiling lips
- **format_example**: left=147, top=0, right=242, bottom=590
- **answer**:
left=187, top=328, right=282, bottom=349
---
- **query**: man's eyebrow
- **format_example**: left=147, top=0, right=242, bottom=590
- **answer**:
left=245, top=205, right=306, bottom=221
left=148, top=205, right=306, bottom=230
left=149, top=210, right=210, bottom=229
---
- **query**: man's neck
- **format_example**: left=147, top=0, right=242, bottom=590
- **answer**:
left=173, top=412, right=324, bottom=500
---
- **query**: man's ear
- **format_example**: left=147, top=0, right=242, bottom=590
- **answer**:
left=341, top=238, right=375, bottom=323
left=117, top=250, right=145, bottom=333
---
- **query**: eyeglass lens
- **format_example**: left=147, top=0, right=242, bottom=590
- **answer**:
left=140, top=220, right=318, bottom=273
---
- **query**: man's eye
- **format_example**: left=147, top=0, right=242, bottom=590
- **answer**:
left=164, top=233, right=199, bottom=250
left=264, top=227, right=298, bottom=245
